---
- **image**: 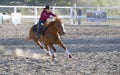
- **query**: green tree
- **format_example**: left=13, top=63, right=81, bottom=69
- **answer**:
left=94, top=0, right=108, bottom=6
left=24, top=0, right=34, bottom=3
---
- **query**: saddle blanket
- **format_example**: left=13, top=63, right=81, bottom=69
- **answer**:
left=32, top=24, right=38, bottom=33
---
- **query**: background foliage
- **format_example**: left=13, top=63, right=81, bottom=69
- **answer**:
left=0, top=0, right=120, bottom=6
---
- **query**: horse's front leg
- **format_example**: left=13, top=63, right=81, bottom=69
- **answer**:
left=57, top=40, right=72, bottom=58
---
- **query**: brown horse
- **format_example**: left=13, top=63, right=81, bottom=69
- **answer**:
left=28, top=18, right=72, bottom=59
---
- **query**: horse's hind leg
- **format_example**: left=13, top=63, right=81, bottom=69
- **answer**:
left=33, top=39, right=43, bottom=49
left=44, top=44, right=52, bottom=57
left=48, top=44, right=57, bottom=59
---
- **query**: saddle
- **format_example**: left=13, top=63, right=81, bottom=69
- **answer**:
left=32, top=17, right=55, bottom=35
left=32, top=24, right=38, bottom=33
left=32, top=24, right=47, bottom=35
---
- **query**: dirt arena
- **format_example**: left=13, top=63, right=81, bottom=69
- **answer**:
left=0, top=24, right=120, bottom=75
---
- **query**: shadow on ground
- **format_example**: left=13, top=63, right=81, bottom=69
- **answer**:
left=0, top=38, right=120, bottom=53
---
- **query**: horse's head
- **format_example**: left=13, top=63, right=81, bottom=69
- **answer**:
left=53, top=18, right=65, bottom=35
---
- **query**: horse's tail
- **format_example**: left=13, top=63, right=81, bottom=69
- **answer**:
left=27, top=28, right=33, bottom=40
left=26, top=25, right=36, bottom=41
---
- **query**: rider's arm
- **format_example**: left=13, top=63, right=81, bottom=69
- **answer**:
left=49, top=12, right=56, bottom=17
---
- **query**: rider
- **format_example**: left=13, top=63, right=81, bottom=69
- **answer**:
left=36, top=5, right=57, bottom=40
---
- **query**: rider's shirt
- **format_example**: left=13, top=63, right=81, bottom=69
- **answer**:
left=39, top=10, right=56, bottom=22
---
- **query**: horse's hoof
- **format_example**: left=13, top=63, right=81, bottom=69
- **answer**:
left=41, top=46, right=43, bottom=49
left=52, top=55, right=55, bottom=60
left=69, top=55, right=72, bottom=58
left=47, top=53, right=50, bottom=56
left=52, top=55, right=55, bottom=58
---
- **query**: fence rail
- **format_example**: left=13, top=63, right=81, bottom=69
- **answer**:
left=0, top=5, right=120, bottom=25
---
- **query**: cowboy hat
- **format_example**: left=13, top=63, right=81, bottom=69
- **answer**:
left=44, top=5, right=53, bottom=9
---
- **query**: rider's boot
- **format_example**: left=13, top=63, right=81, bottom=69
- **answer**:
left=36, top=33, right=41, bottom=40
left=36, top=28, right=42, bottom=40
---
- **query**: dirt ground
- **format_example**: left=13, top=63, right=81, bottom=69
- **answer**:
left=0, top=24, right=120, bottom=75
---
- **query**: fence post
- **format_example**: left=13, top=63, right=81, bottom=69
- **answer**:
left=14, top=6, right=17, bottom=13
left=0, top=13, right=3, bottom=24
left=73, top=4, right=77, bottom=25
left=70, top=7, right=74, bottom=25
left=34, top=7, right=38, bottom=24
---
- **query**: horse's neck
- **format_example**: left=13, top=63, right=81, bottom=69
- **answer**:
left=46, top=23, right=57, bottom=35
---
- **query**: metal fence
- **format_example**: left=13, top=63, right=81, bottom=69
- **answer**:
left=0, top=5, right=120, bottom=25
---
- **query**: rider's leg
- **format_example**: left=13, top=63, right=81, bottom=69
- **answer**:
left=36, top=21, right=44, bottom=40
left=36, top=26, right=43, bottom=40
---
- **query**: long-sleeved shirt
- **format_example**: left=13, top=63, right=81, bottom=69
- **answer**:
left=39, top=10, right=56, bottom=21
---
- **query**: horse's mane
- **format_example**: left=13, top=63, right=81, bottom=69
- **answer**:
left=48, top=21, right=55, bottom=26
left=48, top=18, right=61, bottom=27
left=44, top=18, right=61, bottom=34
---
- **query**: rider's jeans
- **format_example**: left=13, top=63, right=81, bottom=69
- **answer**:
left=36, top=20, right=46, bottom=39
